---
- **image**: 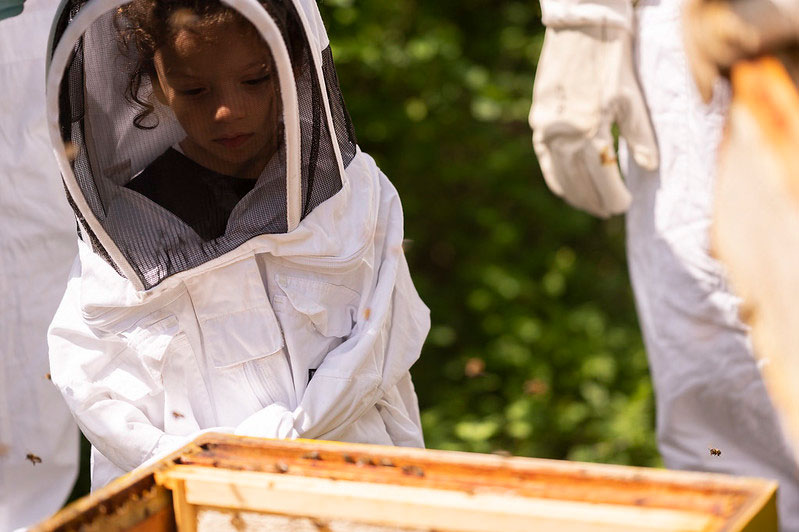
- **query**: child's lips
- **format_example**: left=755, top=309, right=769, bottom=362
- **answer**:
left=214, top=133, right=253, bottom=149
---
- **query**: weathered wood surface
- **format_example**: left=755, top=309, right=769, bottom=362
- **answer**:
left=31, top=434, right=777, bottom=531
left=196, top=508, right=424, bottom=532
left=28, top=470, right=176, bottom=532
left=713, top=55, right=799, bottom=464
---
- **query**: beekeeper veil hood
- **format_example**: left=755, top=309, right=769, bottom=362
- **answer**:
left=46, top=0, right=357, bottom=291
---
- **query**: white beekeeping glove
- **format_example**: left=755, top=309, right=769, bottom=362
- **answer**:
left=684, top=0, right=799, bottom=103
left=530, top=0, right=659, bottom=218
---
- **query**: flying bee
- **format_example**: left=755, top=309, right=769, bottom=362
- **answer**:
left=709, top=448, right=721, bottom=457
left=26, top=453, right=42, bottom=465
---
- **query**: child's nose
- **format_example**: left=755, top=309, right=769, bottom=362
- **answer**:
left=213, top=92, right=246, bottom=122
left=215, top=106, right=237, bottom=122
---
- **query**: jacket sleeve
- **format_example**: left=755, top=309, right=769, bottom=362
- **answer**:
left=540, top=0, right=633, bottom=31
left=48, top=266, right=187, bottom=473
left=235, top=172, right=430, bottom=442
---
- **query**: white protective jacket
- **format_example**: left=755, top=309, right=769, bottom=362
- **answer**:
left=0, top=0, right=80, bottom=528
left=46, top=0, right=429, bottom=489
left=537, top=1, right=799, bottom=529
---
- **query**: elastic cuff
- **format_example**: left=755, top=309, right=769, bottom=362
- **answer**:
left=541, top=0, right=633, bottom=32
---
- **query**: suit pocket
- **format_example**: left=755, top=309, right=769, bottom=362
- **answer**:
left=99, top=314, right=182, bottom=403
left=272, top=274, right=361, bottom=398
left=201, top=305, right=294, bottom=410
left=274, top=274, right=359, bottom=338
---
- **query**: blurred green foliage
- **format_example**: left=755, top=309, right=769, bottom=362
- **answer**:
left=321, top=0, right=661, bottom=467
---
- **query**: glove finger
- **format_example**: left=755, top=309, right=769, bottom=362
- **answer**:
left=547, top=135, right=631, bottom=218
left=537, top=127, right=606, bottom=215
left=533, top=132, right=565, bottom=197
left=583, top=140, right=632, bottom=216
left=616, top=85, right=660, bottom=171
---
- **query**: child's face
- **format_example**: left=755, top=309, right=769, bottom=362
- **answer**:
left=152, top=20, right=280, bottom=179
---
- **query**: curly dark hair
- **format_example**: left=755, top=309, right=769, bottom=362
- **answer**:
left=115, top=0, right=306, bottom=129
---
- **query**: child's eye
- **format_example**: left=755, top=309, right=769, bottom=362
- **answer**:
left=178, top=87, right=205, bottom=96
left=244, top=74, right=270, bottom=86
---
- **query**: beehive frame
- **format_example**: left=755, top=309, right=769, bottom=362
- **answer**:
left=33, top=434, right=778, bottom=531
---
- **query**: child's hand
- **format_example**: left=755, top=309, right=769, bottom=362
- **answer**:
left=235, top=403, right=299, bottom=439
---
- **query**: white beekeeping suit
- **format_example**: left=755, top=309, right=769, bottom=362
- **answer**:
left=0, top=0, right=80, bottom=529
left=530, top=0, right=799, bottom=529
left=46, top=0, right=429, bottom=490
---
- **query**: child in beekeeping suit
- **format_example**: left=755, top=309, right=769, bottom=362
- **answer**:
left=46, top=0, right=430, bottom=489
left=529, top=0, right=799, bottom=529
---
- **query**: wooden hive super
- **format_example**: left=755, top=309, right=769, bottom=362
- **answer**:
left=32, top=434, right=776, bottom=531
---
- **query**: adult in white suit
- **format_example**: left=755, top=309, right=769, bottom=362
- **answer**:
left=0, top=0, right=80, bottom=529
left=530, top=0, right=799, bottom=528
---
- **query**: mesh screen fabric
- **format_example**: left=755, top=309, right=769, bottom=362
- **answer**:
left=321, top=46, right=357, bottom=168
left=50, top=0, right=358, bottom=290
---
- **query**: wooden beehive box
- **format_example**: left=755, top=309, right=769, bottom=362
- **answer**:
left=32, top=434, right=777, bottom=532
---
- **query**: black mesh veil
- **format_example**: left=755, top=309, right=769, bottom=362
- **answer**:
left=47, top=0, right=357, bottom=290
